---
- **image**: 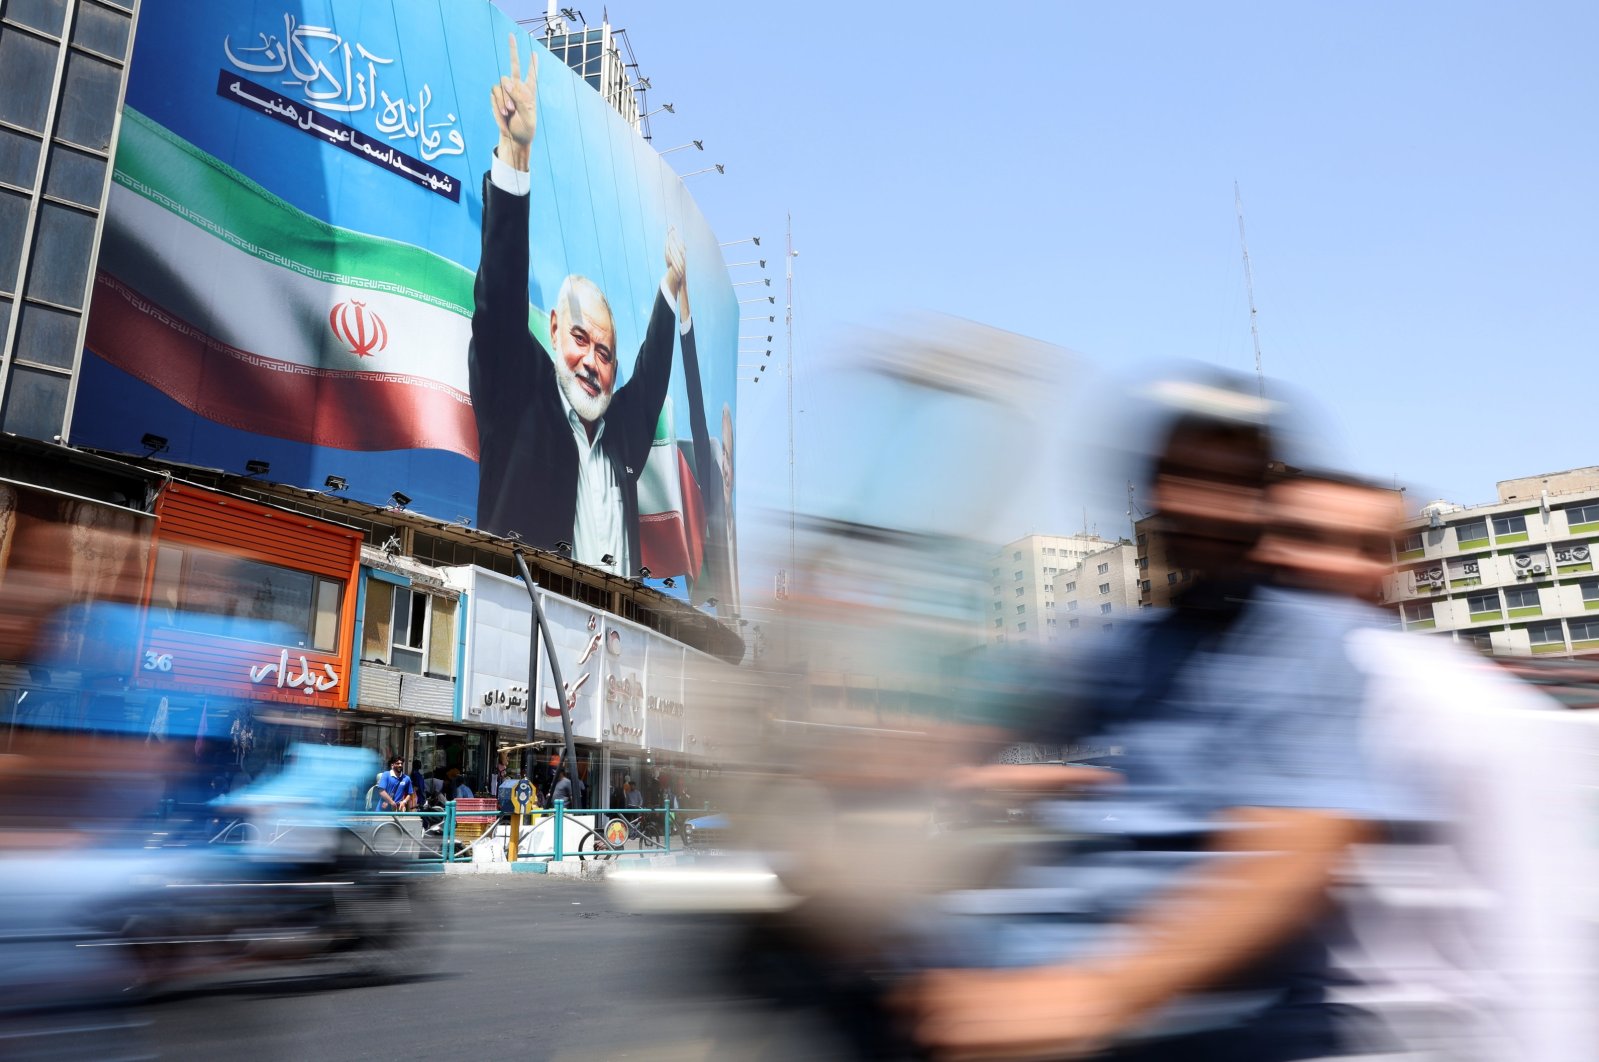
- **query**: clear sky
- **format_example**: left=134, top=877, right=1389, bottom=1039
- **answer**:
left=495, top=0, right=1596, bottom=588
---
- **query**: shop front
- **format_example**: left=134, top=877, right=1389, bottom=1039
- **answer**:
left=447, top=564, right=751, bottom=811
left=349, top=554, right=472, bottom=784
left=129, top=482, right=363, bottom=783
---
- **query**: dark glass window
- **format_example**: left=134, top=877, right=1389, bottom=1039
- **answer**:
left=56, top=48, right=122, bottom=150
left=163, top=547, right=343, bottom=651
left=42, top=142, right=106, bottom=206
left=1492, top=513, right=1528, bottom=536
left=13, top=302, right=80, bottom=368
left=25, top=201, right=95, bottom=306
left=70, top=1, right=132, bottom=57
left=0, top=27, right=59, bottom=132
left=0, top=126, right=43, bottom=188
left=0, top=187, right=29, bottom=290
left=7, top=0, right=68, bottom=35
left=0, top=364, right=68, bottom=439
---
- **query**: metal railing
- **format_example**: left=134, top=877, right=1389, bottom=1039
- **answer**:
left=340, top=800, right=712, bottom=865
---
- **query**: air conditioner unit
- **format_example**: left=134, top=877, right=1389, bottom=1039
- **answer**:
left=1529, top=563, right=1547, bottom=575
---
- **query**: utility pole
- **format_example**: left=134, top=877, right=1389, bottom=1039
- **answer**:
left=1234, top=182, right=1266, bottom=401
left=784, top=214, right=797, bottom=583
left=512, top=551, right=579, bottom=806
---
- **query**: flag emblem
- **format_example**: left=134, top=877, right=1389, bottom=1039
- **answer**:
left=329, top=299, right=389, bottom=358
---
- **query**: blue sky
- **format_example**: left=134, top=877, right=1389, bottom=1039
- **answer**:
left=495, top=0, right=1596, bottom=583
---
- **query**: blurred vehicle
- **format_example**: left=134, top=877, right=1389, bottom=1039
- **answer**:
left=1494, top=655, right=1599, bottom=709
left=95, top=744, right=439, bottom=995
left=0, top=743, right=437, bottom=1036
left=682, top=812, right=730, bottom=848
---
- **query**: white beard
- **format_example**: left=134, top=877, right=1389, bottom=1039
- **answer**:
left=556, top=359, right=612, bottom=425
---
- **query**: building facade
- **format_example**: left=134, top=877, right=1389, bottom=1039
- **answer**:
left=0, top=0, right=140, bottom=442
left=988, top=533, right=1116, bottom=646
left=1385, top=467, right=1599, bottom=658
left=530, top=7, right=645, bottom=132
left=0, top=0, right=751, bottom=799
left=1056, top=541, right=1141, bottom=636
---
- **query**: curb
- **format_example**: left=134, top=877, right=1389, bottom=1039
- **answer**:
left=438, top=851, right=693, bottom=877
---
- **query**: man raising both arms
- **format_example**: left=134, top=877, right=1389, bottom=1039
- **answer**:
left=470, top=34, right=696, bottom=576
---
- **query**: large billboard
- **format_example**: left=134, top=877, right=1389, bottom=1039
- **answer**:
left=74, top=0, right=738, bottom=607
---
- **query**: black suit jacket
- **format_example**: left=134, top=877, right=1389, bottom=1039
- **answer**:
left=469, top=174, right=686, bottom=564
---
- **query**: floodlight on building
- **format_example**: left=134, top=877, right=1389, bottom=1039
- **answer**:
left=641, top=103, right=675, bottom=120
left=720, top=236, right=760, bottom=248
left=732, top=277, right=770, bottom=288
left=704, top=597, right=718, bottom=609
left=741, top=315, right=776, bottom=323
left=324, top=475, right=348, bottom=492
left=738, top=295, right=776, bottom=305
left=637, top=566, right=651, bottom=580
left=659, top=140, right=703, bottom=156
left=662, top=577, right=676, bottom=588
left=600, top=553, right=615, bottom=566
left=555, top=540, right=572, bottom=555
left=680, top=164, right=724, bottom=179
left=633, top=76, right=652, bottom=92
left=740, top=335, right=774, bottom=343
left=244, top=459, right=271, bottom=477
left=390, top=491, right=412, bottom=509
left=140, top=432, right=169, bottom=456
left=726, top=260, right=766, bottom=269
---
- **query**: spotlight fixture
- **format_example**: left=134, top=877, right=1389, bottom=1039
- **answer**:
left=244, top=459, right=271, bottom=476
left=600, top=553, right=615, bottom=566
left=390, top=491, right=412, bottom=509
left=638, top=566, right=652, bottom=580
left=705, top=597, right=718, bottom=608
left=555, top=540, right=572, bottom=555
left=140, top=432, right=169, bottom=455
left=324, top=475, right=348, bottom=492
left=663, top=577, right=676, bottom=588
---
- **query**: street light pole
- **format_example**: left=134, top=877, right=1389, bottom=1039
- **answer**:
left=785, top=214, right=797, bottom=587
left=513, top=550, right=581, bottom=806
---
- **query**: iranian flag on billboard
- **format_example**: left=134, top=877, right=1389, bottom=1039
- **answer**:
left=76, top=0, right=738, bottom=600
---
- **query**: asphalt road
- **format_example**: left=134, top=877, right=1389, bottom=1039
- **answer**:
left=131, top=873, right=850, bottom=1062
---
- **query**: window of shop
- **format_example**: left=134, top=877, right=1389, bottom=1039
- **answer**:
left=340, top=717, right=409, bottom=778
left=361, top=581, right=456, bottom=676
left=149, top=544, right=342, bottom=650
left=413, top=726, right=492, bottom=798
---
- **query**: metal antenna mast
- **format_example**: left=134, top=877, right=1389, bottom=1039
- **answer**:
left=1234, top=182, right=1265, bottom=400
left=784, top=213, right=797, bottom=581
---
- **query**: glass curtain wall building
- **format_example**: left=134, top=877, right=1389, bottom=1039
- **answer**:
left=0, top=0, right=139, bottom=443
left=532, top=10, right=645, bottom=133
